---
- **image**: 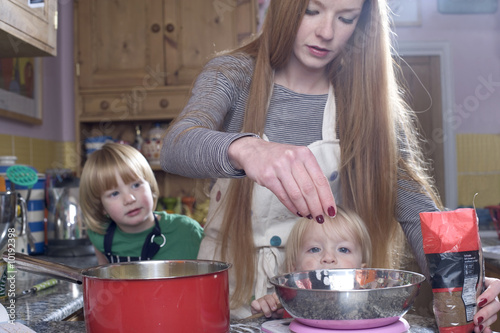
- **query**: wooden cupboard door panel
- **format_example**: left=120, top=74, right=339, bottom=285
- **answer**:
left=164, top=0, right=249, bottom=85
left=0, top=0, right=57, bottom=57
left=77, top=0, right=165, bottom=89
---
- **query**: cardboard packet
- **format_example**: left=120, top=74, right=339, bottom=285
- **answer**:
left=420, top=208, right=484, bottom=333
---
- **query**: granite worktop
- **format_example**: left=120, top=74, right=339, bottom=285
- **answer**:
left=21, top=314, right=438, bottom=333
left=0, top=254, right=98, bottom=324
left=1, top=254, right=441, bottom=332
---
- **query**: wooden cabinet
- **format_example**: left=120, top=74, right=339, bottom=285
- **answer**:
left=0, top=0, right=57, bottom=57
left=74, top=0, right=257, bottom=197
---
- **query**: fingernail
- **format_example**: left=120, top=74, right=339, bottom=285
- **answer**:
left=479, top=324, right=484, bottom=332
left=328, top=206, right=336, bottom=217
left=306, top=214, right=313, bottom=220
left=297, top=212, right=303, bottom=217
left=477, top=316, right=484, bottom=324
left=478, top=299, right=487, bottom=307
left=316, top=215, right=324, bottom=224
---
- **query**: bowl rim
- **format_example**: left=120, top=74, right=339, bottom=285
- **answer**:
left=269, top=268, right=426, bottom=292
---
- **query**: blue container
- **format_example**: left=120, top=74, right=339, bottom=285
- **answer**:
left=1, top=167, right=46, bottom=255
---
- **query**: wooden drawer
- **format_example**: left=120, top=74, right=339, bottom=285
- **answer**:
left=79, top=88, right=190, bottom=121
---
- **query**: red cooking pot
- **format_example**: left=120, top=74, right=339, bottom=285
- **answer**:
left=5, top=252, right=231, bottom=332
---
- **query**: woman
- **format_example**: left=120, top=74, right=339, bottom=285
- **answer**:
left=161, top=0, right=500, bottom=329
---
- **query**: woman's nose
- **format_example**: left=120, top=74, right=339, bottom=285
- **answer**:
left=316, top=17, right=334, bottom=40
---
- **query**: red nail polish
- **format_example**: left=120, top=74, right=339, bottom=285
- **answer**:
left=478, top=299, right=487, bottom=307
left=316, top=215, right=324, bottom=224
left=306, top=214, right=313, bottom=220
left=297, top=212, right=303, bottom=217
left=328, top=206, right=336, bottom=217
left=477, top=316, right=484, bottom=324
left=479, top=324, right=484, bottom=331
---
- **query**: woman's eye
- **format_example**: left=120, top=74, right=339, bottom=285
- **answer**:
left=339, top=17, right=356, bottom=24
left=308, top=247, right=321, bottom=253
left=305, top=8, right=319, bottom=16
left=338, top=247, right=350, bottom=254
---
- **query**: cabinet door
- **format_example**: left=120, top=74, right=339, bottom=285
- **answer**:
left=0, top=0, right=57, bottom=57
left=164, top=0, right=255, bottom=85
left=76, top=0, right=165, bottom=89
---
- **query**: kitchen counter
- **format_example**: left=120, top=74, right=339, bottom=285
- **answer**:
left=1, top=254, right=441, bottom=332
left=0, top=254, right=97, bottom=324
left=20, top=315, right=438, bottom=333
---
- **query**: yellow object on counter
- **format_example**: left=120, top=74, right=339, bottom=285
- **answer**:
left=0, top=176, right=5, bottom=192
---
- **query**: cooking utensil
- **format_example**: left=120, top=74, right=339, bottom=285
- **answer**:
left=0, top=191, right=27, bottom=251
left=4, top=252, right=231, bottom=333
left=14, top=278, right=58, bottom=300
left=6, top=166, right=38, bottom=202
left=270, top=268, right=425, bottom=330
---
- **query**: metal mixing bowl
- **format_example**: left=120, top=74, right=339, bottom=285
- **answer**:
left=270, top=268, right=425, bottom=330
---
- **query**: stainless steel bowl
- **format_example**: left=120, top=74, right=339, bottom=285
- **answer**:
left=270, top=268, right=425, bottom=330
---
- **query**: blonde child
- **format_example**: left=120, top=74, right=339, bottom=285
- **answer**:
left=250, top=206, right=371, bottom=318
left=79, top=142, right=203, bottom=264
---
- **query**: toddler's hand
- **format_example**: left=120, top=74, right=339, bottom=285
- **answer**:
left=250, top=293, right=283, bottom=318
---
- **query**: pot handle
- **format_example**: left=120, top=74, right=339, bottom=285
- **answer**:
left=2, top=251, right=83, bottom=284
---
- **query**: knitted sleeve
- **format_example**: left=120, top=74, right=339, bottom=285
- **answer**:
left=161, top=53, right=258, bottom=179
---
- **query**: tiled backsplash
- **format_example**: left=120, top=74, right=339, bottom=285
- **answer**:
left=0, top=134, right=75, bottom=173
left=457, top=133, right=500, bottom=208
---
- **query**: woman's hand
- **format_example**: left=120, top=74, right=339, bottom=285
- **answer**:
left=250, top=293, right=284, bottom=319
left=228, top=137, right=337, bottom=223
left=474, top=277, right=500, bottom=332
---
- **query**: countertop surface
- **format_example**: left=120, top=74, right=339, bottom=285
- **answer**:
left=18, top=315, right=438, bottom=333
left=0, top=254, right=97, bottom=325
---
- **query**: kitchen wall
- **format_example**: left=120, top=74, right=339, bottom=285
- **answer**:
left=0, top=1, right=499, bottom=208
left=0, top=0, right=74, bottom=172
left=393, top=1, right=500, bottom=208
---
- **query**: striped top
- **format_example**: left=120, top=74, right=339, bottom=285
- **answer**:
left=161, top=53, right=439, bottom=277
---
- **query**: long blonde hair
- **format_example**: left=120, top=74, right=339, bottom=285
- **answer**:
left=174, top=0, right=442, bottom=309
left=284, top=206, right=372, bottom=273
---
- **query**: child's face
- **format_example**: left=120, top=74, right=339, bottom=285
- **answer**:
left=101, top=172, right=155, bottom=233
left=293, top=221, right=364, bottom=271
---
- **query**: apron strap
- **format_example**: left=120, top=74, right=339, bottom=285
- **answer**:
left=104, top=215, right=166, bottom=262
left=322, top=85, right=337, bottom=141
left=140, top=215, right=165, bottom=260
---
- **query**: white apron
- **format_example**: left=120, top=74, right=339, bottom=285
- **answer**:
left=198, top=86, right=341, bottom=319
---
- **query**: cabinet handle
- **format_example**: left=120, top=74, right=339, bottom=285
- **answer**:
left=151, top=23, right=161, bottom=33
left=100, top=101, right=109, bottom=110
left=165, top=23, right=175, bottom=33
left=159, top=99, right=169, bottom=108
